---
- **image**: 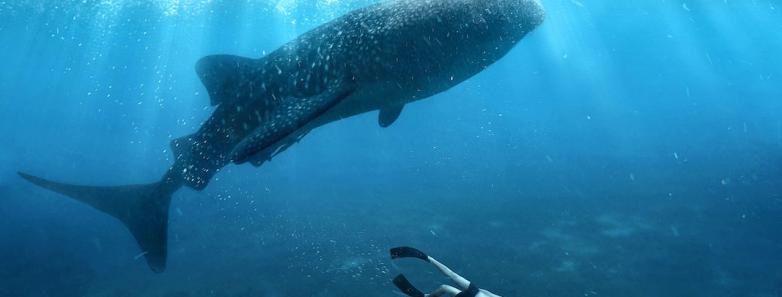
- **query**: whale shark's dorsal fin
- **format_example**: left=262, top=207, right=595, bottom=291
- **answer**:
left=196, top=55, right=257, bottom=106
left=379, top=104, right=404, bottom=128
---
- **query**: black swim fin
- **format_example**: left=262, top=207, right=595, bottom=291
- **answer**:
left=390, top=246, right=430, bottom=262
left=18, top=172, right=177, bottom=273
left=455, top=283, right=481, bottom=297
left=393, top=274, right=426, bottom=297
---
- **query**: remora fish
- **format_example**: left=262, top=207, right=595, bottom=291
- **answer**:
left=19, top=0, right=544, bottom=272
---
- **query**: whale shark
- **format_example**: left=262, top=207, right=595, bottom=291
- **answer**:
left=18, top=0, right=544, bottom=272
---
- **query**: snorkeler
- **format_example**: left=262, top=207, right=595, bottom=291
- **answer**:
left=390, top=247, right=502, bottom=297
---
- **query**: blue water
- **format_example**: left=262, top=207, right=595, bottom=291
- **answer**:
left=1, top=1, right=781, bottom=296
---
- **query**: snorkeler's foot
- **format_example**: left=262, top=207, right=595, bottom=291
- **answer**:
left=390, top=246, right=429, bottom=262
left=393, top=274, right=426, bottom=297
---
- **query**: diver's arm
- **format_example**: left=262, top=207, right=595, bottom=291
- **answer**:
left=427, top=285, right=461, bottom=297
left=427, top=257, right=470, bottom=289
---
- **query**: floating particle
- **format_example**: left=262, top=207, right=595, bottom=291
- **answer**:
left=134, top=251, right=148, bottom=261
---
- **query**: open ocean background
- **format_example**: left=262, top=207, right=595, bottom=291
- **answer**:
left=1, top=1, right=781, bottom=296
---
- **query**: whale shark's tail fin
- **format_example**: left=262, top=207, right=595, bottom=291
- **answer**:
left=17, top=172, right=176, bottom=273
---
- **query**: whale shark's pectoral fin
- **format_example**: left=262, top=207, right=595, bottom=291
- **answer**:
left=231, top=84, right=355, bottom=164
left=378, top=104, right=404, bottom=128
left=196, top=54, right=258, bottom=106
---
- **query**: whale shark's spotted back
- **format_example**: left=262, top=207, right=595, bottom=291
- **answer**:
left=18, top=0, right=545, bottom=272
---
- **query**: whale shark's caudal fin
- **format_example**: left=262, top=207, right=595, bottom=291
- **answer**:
left=17, top=172, right=177, bottom=273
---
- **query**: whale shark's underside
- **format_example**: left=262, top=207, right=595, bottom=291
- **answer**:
left=19, top=0, right=544, bottom=272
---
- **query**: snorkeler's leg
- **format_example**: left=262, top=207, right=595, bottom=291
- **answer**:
left=428, top=285, right=461, bottom=297
left=478, top=289, right=502, bottom=297
left=428, top=257, right=470, bottom=289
